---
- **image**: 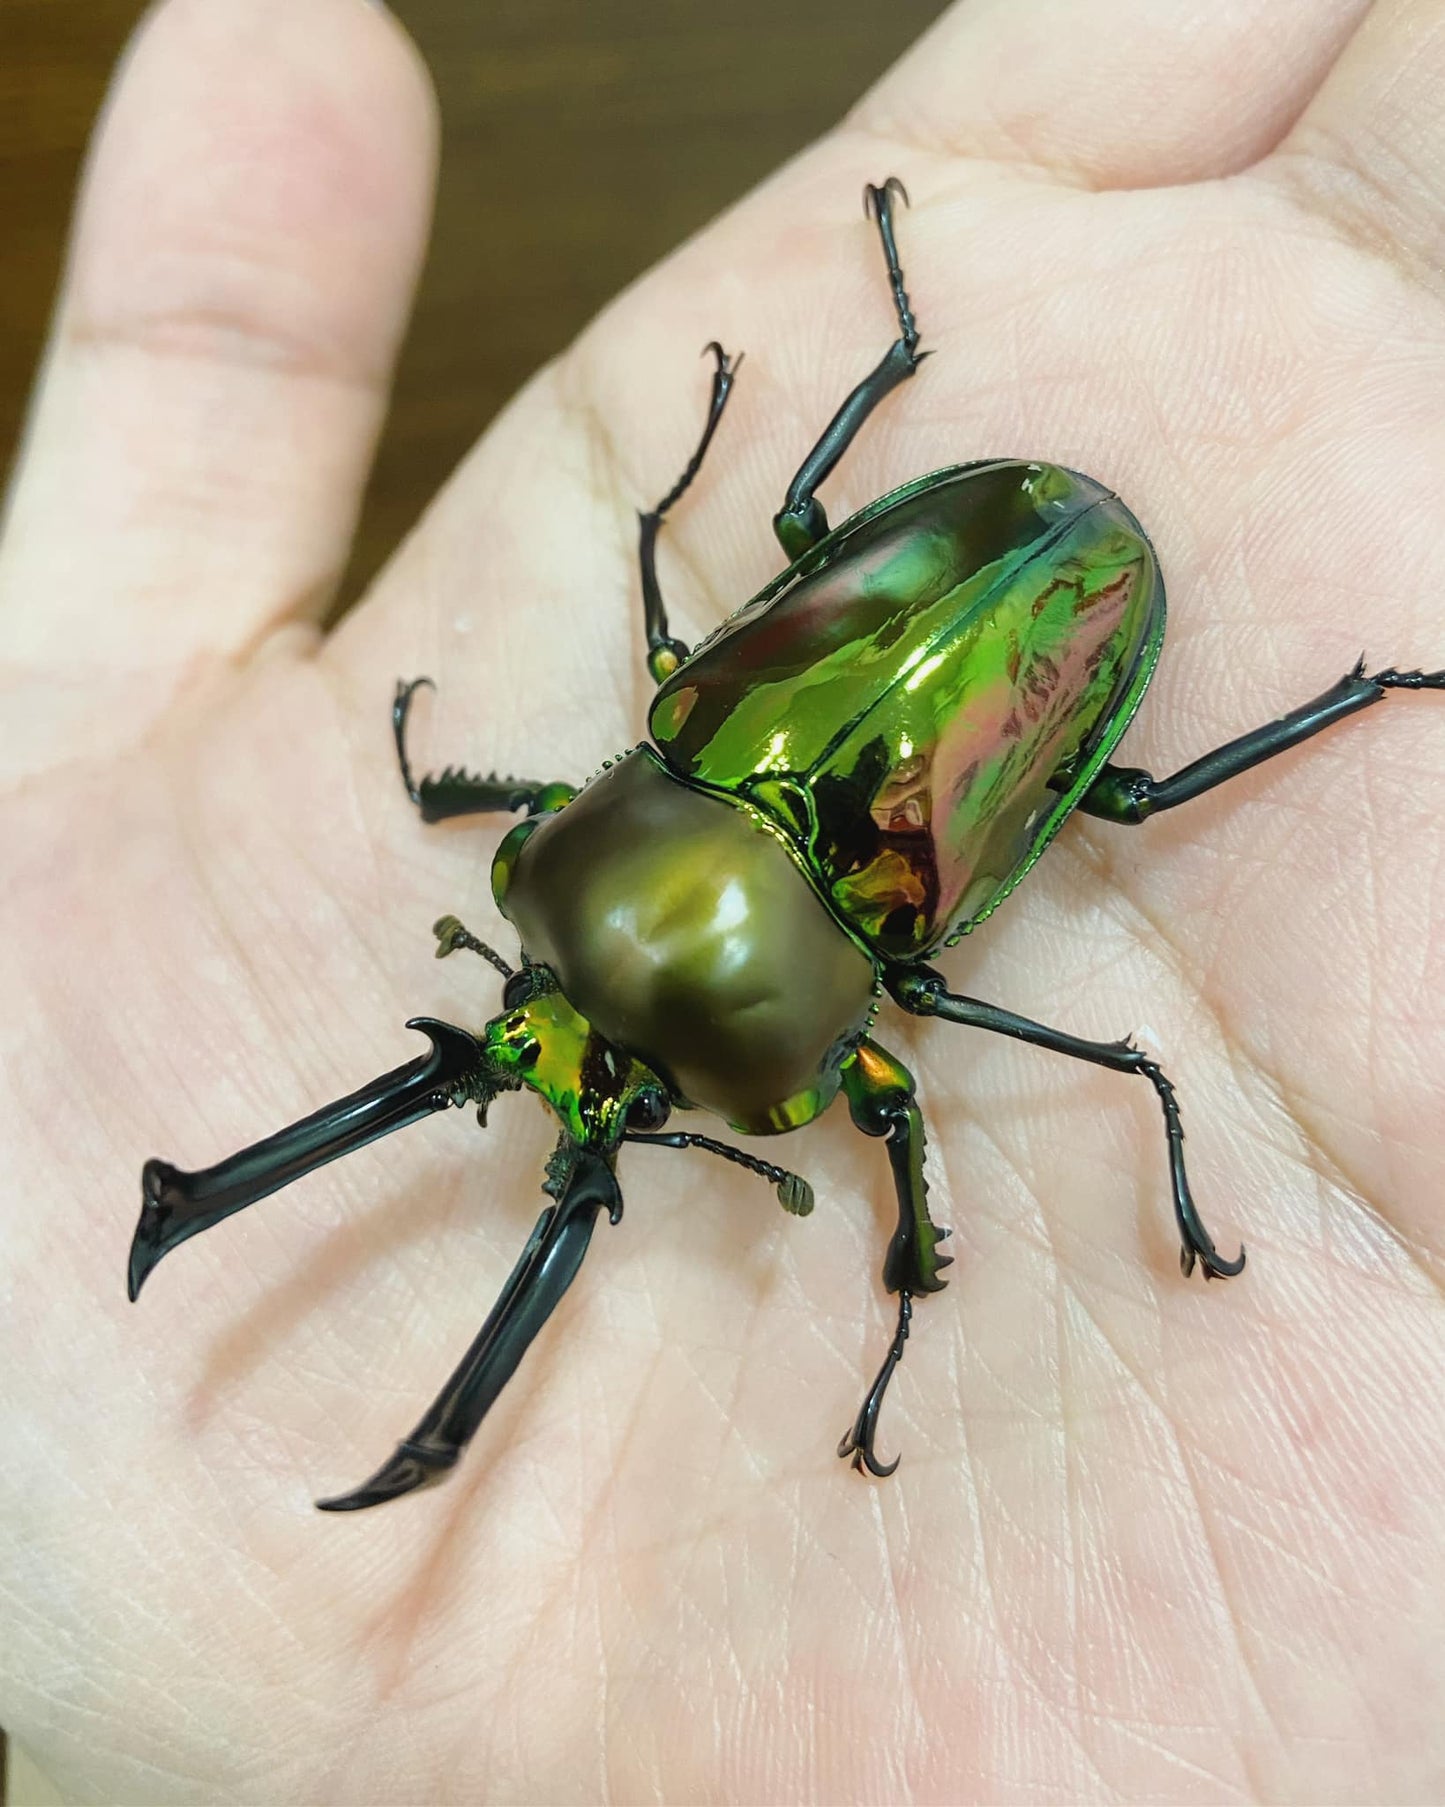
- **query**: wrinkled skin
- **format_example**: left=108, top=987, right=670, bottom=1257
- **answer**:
left=2, top=0, right=1444, bottom=1800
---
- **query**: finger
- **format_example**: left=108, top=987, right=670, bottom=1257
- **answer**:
left=0, top=0, right=436, bottom=775
left=852, top=0, right=1372, bottom=189
left=1267, top=0, right=1445, bottom=293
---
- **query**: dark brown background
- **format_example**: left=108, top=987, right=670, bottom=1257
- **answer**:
left=2, top=0, right=946, bottom=609
left=0, top=3, right=945, bottom=1792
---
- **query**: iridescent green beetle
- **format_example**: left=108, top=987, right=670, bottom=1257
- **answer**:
left=128, top=179, right=1443, bottom=1508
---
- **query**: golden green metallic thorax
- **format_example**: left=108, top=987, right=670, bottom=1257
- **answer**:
left=494, top=750, right=877, bottom=1135
left=649, top=460, right=1164, bottom=959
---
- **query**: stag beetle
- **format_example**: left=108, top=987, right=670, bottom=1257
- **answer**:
left=128, top=178, right=1443, bottom=1509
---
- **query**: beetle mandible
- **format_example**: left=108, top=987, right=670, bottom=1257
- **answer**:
left=128, top=178, right=1444, bottom=1509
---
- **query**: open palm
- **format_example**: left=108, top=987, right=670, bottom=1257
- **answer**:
left=3, top=0, right=1443, bottom=1799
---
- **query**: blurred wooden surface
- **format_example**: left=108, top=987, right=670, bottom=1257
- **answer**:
left=1, top=2, right=946, bottom=1788
left=1, top=0, right=947, bottom=611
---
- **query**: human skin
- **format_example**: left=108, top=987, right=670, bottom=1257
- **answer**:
left=2, top=0, right=1443, bottom=1799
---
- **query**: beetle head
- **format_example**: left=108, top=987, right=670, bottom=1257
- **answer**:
left=479, top=963, right=672, bottom=1153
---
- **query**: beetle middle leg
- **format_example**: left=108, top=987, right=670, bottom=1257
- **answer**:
left=637, top=340, right=742, bottom=683
left=393, top=677, right=577, bottom=823
left=1076, top=660, right=1444, bottom=824
left=772, top=178, right=926, bottom=560
left=888, top=965, right=1245, bottom=1281
left=836, top=1037, right=952, bottom=1477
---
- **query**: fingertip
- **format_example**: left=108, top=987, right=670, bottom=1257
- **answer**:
left=0, top=0, right=443, bottom=771
left=63, top=0, right=439, bottom=382
left=855, top=0, right=1372, bottom=190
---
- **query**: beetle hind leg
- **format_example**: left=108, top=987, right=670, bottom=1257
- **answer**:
left=392, top=678, right=576, bottom=823
left=836, top=1038, right=952, bottom=1478
left=1077, top=660, right=1445, bottom=824
left=889, top=965, right=1245, bottom=1281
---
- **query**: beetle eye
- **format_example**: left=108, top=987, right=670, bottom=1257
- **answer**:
left=503, top=964, right=557, bottom=1009
left=626, top=1088, right=670, bottom=1132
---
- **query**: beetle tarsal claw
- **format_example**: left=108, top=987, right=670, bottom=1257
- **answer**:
left=1181, top=1232, right=1247, bottom=1280
left=699, top=340, right=743, bottom=382
left=1181, top=1237, right=1246, bottom=1282
left=863, top=175, right=911, bottom=219
left=837, top=1419, right=901, bottom=1480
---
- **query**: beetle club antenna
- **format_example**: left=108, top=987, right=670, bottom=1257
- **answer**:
left=433, top=913, right=514, bottom=981
left=627, top=1129, right=814, bottom=1217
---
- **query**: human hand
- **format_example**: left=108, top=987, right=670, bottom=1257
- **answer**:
left=2, top=0, right=1442, bottom=1799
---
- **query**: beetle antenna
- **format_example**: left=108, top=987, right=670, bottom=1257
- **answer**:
left=433, top=913, right=514, bottom=980
left=627, top=1129, right=814, bottom=1216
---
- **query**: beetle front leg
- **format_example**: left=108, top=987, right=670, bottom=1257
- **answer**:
left=836, top=1038, right=952, bottom=1477
left=317, top=1145, right=620, bottom=1511
left=128, top=1019, right=489, bottom=1300
left=773, top=179, right=926, bottom=559
left=889, top=966, right=1245, bottom=1281
left=393, top=679, right=576, bottom=823
left=1077, top=661, right=1444, bottom=823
